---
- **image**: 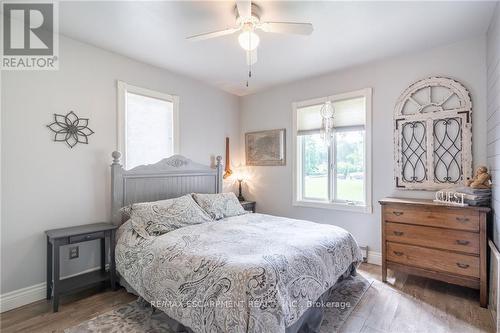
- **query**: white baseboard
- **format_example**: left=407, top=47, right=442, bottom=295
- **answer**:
left=0, top=265, right=105, bottom=313
left=367, top=251, right=382, bottom=266
left=0, top=282, right=46, bottom=313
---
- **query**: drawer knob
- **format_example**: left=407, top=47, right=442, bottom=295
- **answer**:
left=456, top=262, right=470, bottom=269
left=393, top=231, right=404, bottom=236
left=393, top=251, right=404, bottom=256
left=456, top=240, right=470, bottom=245
left=456, top=217, right=469, bottom=223
left=392, top=211, right=404, bottom=216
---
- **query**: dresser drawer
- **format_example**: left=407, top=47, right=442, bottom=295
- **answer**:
left=383, top=206, right=479, bottom=232
left=387, top=242, right=479, bottom=278
left=69, top=231, right=105, bottom=244
left=386, top=222, right=479, bottom=254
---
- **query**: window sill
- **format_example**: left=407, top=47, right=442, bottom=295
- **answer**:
left=292, top=200, right=372, bottom=214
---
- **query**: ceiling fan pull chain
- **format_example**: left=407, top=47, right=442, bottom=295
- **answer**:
left=246, top=49, right=252, bottom=87
left=249, top=49, right=253, bottom=78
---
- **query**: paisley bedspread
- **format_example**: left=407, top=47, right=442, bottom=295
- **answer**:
left=115, top=213, right=363, bottom=333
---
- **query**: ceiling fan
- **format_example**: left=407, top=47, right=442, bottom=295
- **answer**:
left=186, top=0, right=313, bottom=85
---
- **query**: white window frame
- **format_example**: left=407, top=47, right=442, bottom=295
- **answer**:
left=117, top=81, right=180, bottom=169
left=292, top=88, right=372, bottom=213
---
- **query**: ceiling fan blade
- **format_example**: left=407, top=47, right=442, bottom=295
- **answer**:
left=246, top=49, right=257, bottom=66
left=186, top=27, right=239, bottom=41
left=236, top=0, right=251, bottom=19
left=260, top=22, right=313, bottom=35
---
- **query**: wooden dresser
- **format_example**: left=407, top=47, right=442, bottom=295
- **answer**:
left=379, top=197, right=490, bottom=307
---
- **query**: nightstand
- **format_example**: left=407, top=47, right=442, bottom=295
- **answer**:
left=45, top=223, right=118, bottom=312
left=240, top=201, right=256, bottom=213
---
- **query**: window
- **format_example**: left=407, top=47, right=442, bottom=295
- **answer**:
left=292, top=89, right=372, bottom=213
left=117, top=81, right=179, bottom=169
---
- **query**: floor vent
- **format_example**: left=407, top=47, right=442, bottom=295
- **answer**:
left=359, top=246, right=368, bottom=263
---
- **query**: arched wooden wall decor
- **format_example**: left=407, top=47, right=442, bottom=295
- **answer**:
left=394, top=77, right=472, bottom=190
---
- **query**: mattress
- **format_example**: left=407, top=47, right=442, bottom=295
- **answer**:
left=115, top=213, right=363, bottom=333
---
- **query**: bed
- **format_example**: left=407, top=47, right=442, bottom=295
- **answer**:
left=110, top=151, right=363, bottom=333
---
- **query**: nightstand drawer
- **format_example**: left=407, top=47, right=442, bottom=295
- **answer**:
left=69, top=231, right=105, bottom=244
left=387, top=242, right=479, bottom=278
left=386, top=222, right=479, bottom=254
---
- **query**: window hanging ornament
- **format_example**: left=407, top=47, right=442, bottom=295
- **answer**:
left=47, top=111, right=94, bottom=148
left=394, top=77, right=472, bottom=190
left=320, top=100, right=335, bottom=145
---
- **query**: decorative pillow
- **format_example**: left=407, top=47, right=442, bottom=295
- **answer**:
left=192, top=192, right=247, bottom=220
left=123, top=195, right=213, bottom=236
left=117, top=218, right=150, bottom=243
left=129, top=219, right=151, bottom=239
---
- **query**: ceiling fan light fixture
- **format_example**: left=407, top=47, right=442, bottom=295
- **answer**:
left=185, top=1, right=314, bottom=87
left=238, top=31, right=260, bottom=51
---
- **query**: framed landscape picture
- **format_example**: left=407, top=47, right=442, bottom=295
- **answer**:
left=245, top=129, right=286, bottom=166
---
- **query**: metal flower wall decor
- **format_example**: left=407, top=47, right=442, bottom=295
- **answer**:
left=47, top=111, right=94, bottom=148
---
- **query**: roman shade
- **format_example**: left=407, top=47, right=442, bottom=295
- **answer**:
left=297, top=96, right=366, bottom=135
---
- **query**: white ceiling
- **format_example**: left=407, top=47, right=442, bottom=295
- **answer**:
left=59, top=1, right=496, bottom=96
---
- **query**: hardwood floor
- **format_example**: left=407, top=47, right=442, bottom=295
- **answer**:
left=0, top=263, right=494, bottom=333
left=342, top=264, right=495, bottom=333
left=0, top=287, right=135, bottom=333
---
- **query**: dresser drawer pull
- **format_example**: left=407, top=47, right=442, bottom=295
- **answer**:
left=393, top=251, right=404, bottom=256
left=392, top=211, right=404, bottom=216
left=393, top=231, right=404, bottom=236
left=456, top=262, right=470, bottom=269
left=456, top=217, right=470, bottom=223
left=455, top=240, right=470, bottom=245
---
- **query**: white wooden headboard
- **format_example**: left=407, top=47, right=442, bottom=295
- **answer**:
left=110, top=151, right=223, bottom=225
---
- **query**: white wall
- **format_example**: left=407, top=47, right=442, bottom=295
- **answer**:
left=487, top=3, right=500, bottom=247
left=1, top=36, right=240, bottom=294
left=239, top=38, right=488, bottom=255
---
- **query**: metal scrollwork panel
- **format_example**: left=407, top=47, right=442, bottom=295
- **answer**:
left=433, top=117, right=462, bottom=183
left=401, top=121, right=427, bottom=183
left=394, top=77, right=472, bottom=190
